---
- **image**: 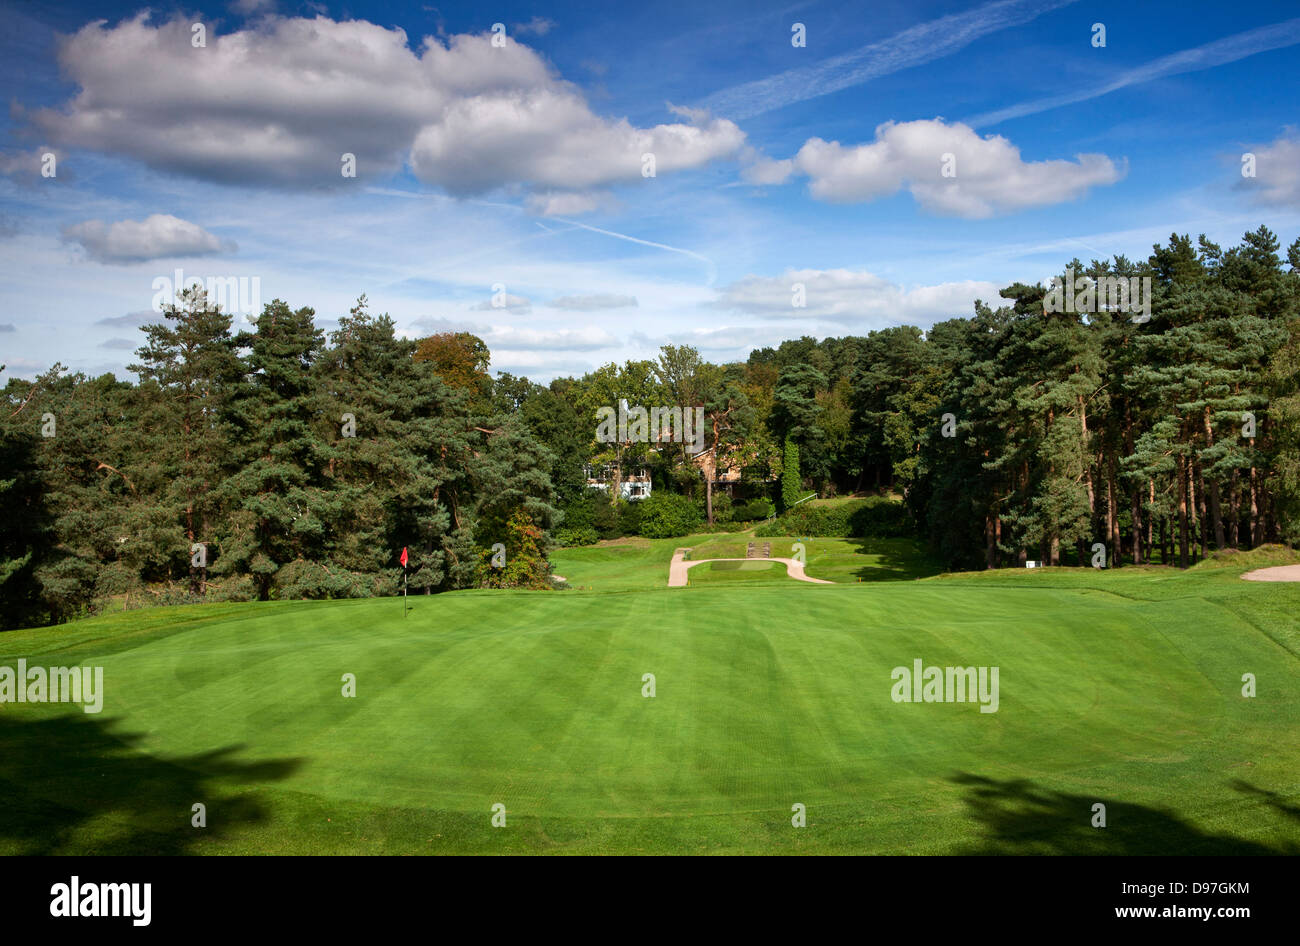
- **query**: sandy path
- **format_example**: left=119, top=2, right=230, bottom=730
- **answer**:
left=668, top=549, right=833, bottom=586
left=1240, top=564, right=1300, bottom=582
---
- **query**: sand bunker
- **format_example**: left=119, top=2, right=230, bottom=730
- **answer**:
left=1240, top=565, right=1300, bottom=582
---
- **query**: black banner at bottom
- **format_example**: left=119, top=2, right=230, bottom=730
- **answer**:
left=0, top=855, right=1283, bottom=934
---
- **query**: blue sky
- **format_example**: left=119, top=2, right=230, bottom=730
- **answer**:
left=2, top=0, right=1299, bottom=381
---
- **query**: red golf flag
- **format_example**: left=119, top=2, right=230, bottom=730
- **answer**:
left=399, top=546, right=408, bottom=567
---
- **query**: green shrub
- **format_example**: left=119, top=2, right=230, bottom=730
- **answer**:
left=733, top=498, right=774, bottom=522
left=592, top=493, right=623, bottom=539
left=618, top=499, right=643, bottom=536
left=637, top=492, right=702, bottom=538
left=754, top=496, right=913, bottom=538
left=555, top=526, right=599, bottom=547
left=710, top=492, right=733, bottom=523
left=780, top=437, right=802, bottom=511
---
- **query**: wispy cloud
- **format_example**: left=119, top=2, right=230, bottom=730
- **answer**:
left=697, top=0, right=1078, bottom=120
left=547, top=217, right=718, bottom=286
left=966, top=17, right=1300, bottom=127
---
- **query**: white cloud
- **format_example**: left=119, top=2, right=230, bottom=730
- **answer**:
left=409, top=89, right=744, bottom=196
left=740, top=151, right=794, bottom=186
left=512, top=16, right=555, bottom=37
left=230, top=0, right=276, bottom=13
left=786, top=119, right=1124, bottom=217
left=1241, top=131, right=1300, bottom=210
left=95, top=310, right=157, bottom=327
left=525, top=191, right=610, bottom=216
left=483, top=325, right=618, bottom=351
left=548, top=293, right=638, bottom=310
left=0, top=146, right=67, bottom=185
left=470, top=293, right=532, bottom=314
left=404, top=316, right=617, bottom=352
left=713, top=268, right=1003, bottom=326
left=61, top=214, right=235, bottom=264
left=698, top=0, right=1079, bottom=120
left=28, top=12, right=743, bottom=208
left=966, top=16, right=1300, bottom=128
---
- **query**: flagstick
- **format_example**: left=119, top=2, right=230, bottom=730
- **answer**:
left=403, top=565, right=408, bottom=618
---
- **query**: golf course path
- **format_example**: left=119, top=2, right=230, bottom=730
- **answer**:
left=668, top=548, right=833, bottom=586
left=1241, top=564, right=1300, bottom=581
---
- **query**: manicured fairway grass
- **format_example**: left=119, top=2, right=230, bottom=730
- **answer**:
left=551, top=533, right=942, bottom=589
left=688, top=560, right=784, bottom=583
left=1, top=546, right=1297, bottom=854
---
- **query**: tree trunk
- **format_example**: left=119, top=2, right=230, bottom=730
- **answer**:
left=1202, top=409, right=1224, bottom=550
left=1193, top=461, right=1208, bottom=561
left=1178, top=455, right=1190, bottom=569
left=1131, top=482, right=1142, bottom=565
left=1147, top=480, right=1155, bottom=553
left=1250, top=466, right=1261, bottom=548
left=1107, top=464, right=1120, bottom=567
left=1228, top=468, right=1240, bottom=548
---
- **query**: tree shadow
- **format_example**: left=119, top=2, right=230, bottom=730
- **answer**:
left=0, top=711, right=304, bottom=855
left=948, top=772, right=1298, bottom=855
left=1230, top=780, right=1300, bottom=824
left=844, top=537, right=944, bottom=581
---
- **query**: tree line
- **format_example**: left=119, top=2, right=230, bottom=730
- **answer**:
left=2, top=225, right=1298, bottom=628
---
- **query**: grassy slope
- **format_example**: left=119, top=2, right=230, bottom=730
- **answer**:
left=551, top=532, right=942, bottom=588
left=0, top=543, right=1297, bottom=855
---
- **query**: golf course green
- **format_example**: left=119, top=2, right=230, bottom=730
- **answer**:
left=1, top=536, right=1297, bottom=855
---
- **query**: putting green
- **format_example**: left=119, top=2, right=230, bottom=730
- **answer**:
left=1, top=547, right=1298, bottom=854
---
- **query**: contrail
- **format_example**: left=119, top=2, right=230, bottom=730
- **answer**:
left=966, top=16, right=1300, bottom=127
left=697, top=0, right=1079, bottom=120
left=366, top=186, right=718, bottom=287
left=550, top=217, right=719, bottom=287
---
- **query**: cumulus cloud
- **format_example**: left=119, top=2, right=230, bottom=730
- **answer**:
left=740, top=151, right=795, bottom=186
left=712, top=268, right=1002, bottom=325
left=0, top=146, right=68, bottom=185
left=98, top=337, right=138, bottom=350
left=409, top=89, right=744, bottom=196
left=26, top=12, right=742, bottom=208
left=470, top=293, right=532, bottom=314
left=62, top=214, right=235, bottom=264
left=406, top=315, right=616, bottom=352
left=670, top=325, right=787, bottom=351
left=483, top=325, right=617, bottom=351
left=0, top=323, right=15, bottom=333
left=767, top=119, right=1123, bottom=217
left=1240, top=131, right=1300, bottom=209
left=95, top=310, right=158, bottom=328
left=513, top=16, right=555, bottom=37
left=548, top=293, right=638, bottom=310
left=525, top=191, right=610, bottom=216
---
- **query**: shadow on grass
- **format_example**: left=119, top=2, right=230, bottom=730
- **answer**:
left=1231, top=780, right=1300, bottom=824
left=844, top=538, right=944, bottom=582
left=0, top=711, right=303, bottom=855
left=949, top=772, right=1298, bottom=855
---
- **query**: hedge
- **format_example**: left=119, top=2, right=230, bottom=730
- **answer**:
left=753, top=496, right=913, bottom=538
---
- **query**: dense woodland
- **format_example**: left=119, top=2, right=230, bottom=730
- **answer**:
left=3, top=226, right=1300, bottom=629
